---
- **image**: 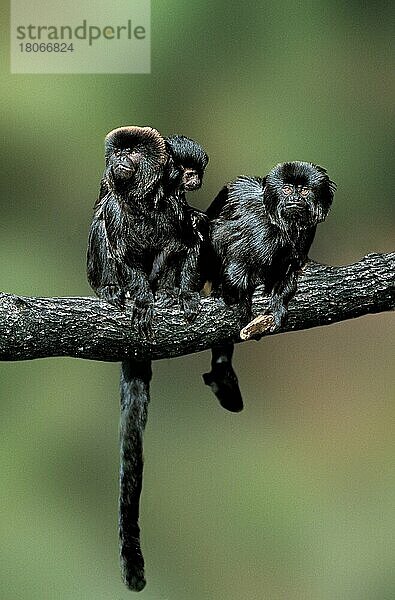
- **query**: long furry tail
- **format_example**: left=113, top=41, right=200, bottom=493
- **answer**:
left=203, top=344, right=244, bottom=412
left=119, top=359, right=152, bottom=591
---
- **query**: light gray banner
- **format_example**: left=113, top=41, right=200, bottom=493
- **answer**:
left=11, top=0, right=150, bottom=73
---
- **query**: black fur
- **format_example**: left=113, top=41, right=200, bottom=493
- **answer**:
left=87, top=126, right=209, bottom=591
left=204, top=161, right=335, bottom=412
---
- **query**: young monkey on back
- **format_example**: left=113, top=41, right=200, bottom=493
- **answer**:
left=204, top=161, right=336, bottom=412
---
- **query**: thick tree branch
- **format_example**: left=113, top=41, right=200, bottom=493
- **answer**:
left=0, top=252, right=393, bottom=363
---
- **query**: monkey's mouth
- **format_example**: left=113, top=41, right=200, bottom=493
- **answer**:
left=183, top=173, right=201, bottom=191
left=112, top=164, right=136, bottom=180
left=184, top=180, right=200, bottom=191
left=282, top=202, right=309, bottom=220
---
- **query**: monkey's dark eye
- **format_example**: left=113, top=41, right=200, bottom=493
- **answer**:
left=300, top=187, right=310, bottom=197
left=282, top=185, right=293, bottom=196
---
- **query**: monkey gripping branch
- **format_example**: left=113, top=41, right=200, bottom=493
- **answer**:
left=0, top=252, right=394, bottom=363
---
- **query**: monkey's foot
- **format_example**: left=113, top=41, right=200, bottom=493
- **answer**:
left=178, top=291, right=201, bottom=322
left=240, top=314, right=274, bottom=340
left=155, top=287, right=179, bottom=308
left=98, top=285, right=125, bottom=308
left=130, top=293, right=154, bottom=338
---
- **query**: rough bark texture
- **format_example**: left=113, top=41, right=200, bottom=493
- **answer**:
left=0, top=252, right=393, bottom=363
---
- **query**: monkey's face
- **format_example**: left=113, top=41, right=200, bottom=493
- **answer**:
left=164, top=160, right=204, bottom=193
left=181, top=167, right=203, bottom=191
left=264, top=162, right=335, bottom=227
left=165, top=134, right=209, bottom=193
left=104, top=126, right=167, bottom=195
left=278, top=181, right=314, bottom=223
left=109, top=148, right=141, bottom=181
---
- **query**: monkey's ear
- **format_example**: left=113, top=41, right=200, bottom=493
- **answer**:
left=163, top=152, right=181, bottom=187
left=105, top=126, right=167, bottom=167
left=315, top=177, right=336, bottom=223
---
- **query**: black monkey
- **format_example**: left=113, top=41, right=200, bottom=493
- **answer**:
left=87, top=126, right=209, bottom=591
left=146, top=134, right=209, bottom=304
left=203, top=161, right=335, bottom=412
left=155, top=134, right=209, bottom=298
left=87, top=126, right=206, bottom=330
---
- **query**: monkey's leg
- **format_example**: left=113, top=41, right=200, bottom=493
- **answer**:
left=268, top=269, right=298, bottom=330
left=148, top=249, right=169, bottom=287
left=87, top=218, right=126, bottom=307
left=203, top=343, right=244, bottom=412
left=125, top=268, right=155, bottom=337
left=221, top=261, right=253, bottom=317
left=239, top=269, right=298, bottom=338
left=119, top=359, right=152, bottom=592
left=178, top=246, right=202, bottom=321
left=150, top=248, right=180, bottom=306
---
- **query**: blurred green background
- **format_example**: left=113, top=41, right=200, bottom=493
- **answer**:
left=1, top=2, right=394, bottom=599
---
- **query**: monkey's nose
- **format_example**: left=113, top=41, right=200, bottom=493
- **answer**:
left=288, top=196, right=305, bottom=208
left=112, top=161, right=136, bottom=180
left=185, top=175, right=200, bottom=191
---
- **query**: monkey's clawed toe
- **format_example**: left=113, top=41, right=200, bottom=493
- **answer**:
left=178, top=291, right=201, bottom=322
left=98, top=285, right=125, bottom=308
left=132, top=309, right=154, bottom=338
left=131, top=293, right=155, bottom=337
left=270, top=306, right=287, bottom=331
left=155, top=287, right=179, bottom=308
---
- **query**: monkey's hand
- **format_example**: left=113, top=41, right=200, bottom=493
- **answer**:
left=97, top=285, right=126, bottom=308
left=155, top=287, right=179, bottom=308
left=129, top=289, right=155, bottom=337
left=241, top=305, right=286, bottom=340
left=270, top=303, right=288, bottom=331
left=240, top=314, right=275, bottom=340
left=268, top=273, right=296, bottom=332
left=178, top=290, right=201, bottom=322
left=156, top=288, right=202, bottom=321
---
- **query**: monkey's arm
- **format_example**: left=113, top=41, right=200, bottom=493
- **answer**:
left=149, top=243, right=183, bottom=293
left=177, top=212, right=209, bottom=320
left=176, top=245, right=202, bottom=321
left=88, top=198, right=154, bottom=332
left=267, top=267, right=298, bottom=329
left=87, top=212, right=127, bottom=306
left=124, top=266, right=155, bottom=335
left=267, top=228, right=318, bottom=329
left=153, top=210, right=209, bottom=318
